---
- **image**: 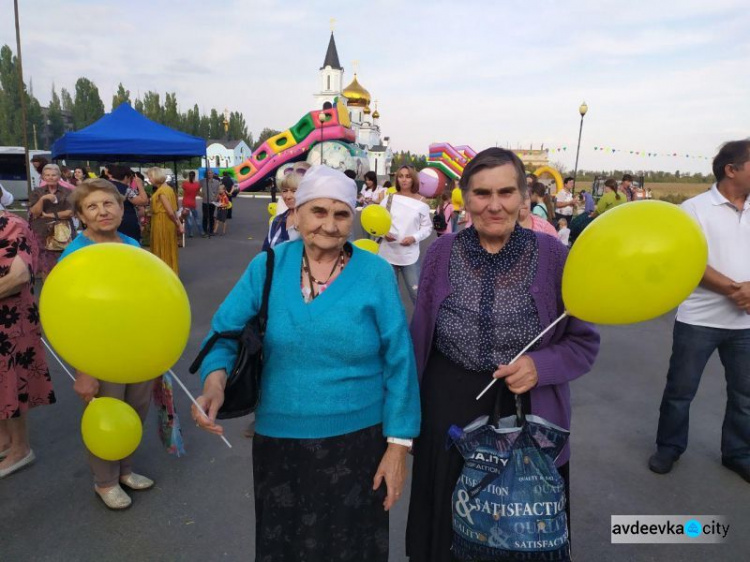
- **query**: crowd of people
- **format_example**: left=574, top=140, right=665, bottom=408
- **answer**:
left=1, top=140, right=749, bottom=561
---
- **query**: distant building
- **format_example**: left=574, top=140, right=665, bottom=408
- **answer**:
left=513, top=148, right=549, bottom=170
left=201, top=139, right=252, bottom=169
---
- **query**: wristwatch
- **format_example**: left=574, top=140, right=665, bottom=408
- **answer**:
left=386, top=437, right=413, bottom=448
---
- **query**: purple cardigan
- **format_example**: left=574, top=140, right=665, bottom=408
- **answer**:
left=410, top=231, right=600, bottom=466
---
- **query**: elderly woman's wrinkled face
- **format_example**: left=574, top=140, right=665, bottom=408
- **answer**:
left=281, top=181, right=298, bottom=210
left=42, top=168, right=61, bottom=187
left=78, top=190, right=124, bottom=234
left=296, top=198, right=353, bottom=252
left=465, top=164, right=523, bottom=241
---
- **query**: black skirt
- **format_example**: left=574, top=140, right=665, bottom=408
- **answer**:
left=252, top=424, right=388, bottom=562
left=406, top=350, right=569, bottom=562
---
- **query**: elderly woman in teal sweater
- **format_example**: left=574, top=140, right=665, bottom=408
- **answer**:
left=193, top=165, right=420, bottom=562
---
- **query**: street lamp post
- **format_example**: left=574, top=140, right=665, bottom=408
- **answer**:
left=572, top=101, right=588, bottom=192
left=318, top=111, right=326, bottom=165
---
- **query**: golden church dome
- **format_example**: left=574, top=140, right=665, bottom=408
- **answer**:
left=372, top=109, right=380, bottom=119
left=363, top=105, right=371, bottom=115
left=342, top=74, right=371, bottom=107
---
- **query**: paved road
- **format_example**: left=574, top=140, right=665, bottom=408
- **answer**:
left=1, top=197, right=747, bottom=561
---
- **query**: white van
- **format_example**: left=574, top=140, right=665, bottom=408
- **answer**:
left=0, top=147, right=51, bottom=201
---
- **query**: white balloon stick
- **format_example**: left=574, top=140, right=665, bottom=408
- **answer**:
left=475, top=311, right=569, bottom=401
left=41, top=338, right=76, bottom=383
left=168, top=369, right=233, bottom=449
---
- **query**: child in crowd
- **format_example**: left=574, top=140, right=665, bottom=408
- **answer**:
left=557, top=217, right=570, bottom=246
left=213, top=185, right=231, bottom=236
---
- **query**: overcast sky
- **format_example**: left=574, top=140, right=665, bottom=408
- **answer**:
left=2, top=0, right=748, bottom=174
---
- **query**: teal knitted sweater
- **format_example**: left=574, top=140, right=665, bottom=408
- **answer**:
left=200, top=240, right=421, bottom=439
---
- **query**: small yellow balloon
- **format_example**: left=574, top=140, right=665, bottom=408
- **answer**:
left=451, top=187, right=463, bottom=208
left=386, top=186, right=397, bottom=194
left=40, top=244, right=191, bottom=384
left=268, top=202, right=277, bottom=216
left=353, top=238, right=380, bottom=254
left=562, top=201, right=707, bottom=325
left=81, top=397, right=143, bottom=461
left=361, top=204, right=392, bottom=237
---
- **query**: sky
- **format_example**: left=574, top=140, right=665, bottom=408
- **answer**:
left=2, top=0, right=749, bottom=175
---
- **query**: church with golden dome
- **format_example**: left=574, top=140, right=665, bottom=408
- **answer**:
left=314, top=31, right=393, bottom=179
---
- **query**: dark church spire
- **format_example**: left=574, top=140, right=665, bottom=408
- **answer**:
left=321, top=32, right=342, bottom=70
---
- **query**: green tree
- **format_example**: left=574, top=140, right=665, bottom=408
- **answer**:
left=133, top=97, right=144, bottom=113
left=228, top=111, right=253, bottom=146
left=60, top=87, right=73, bottom=113
left=255, top=127, right=281, bottom=149
left=183, top=103, right=201, bottom=136
left=391, top=150, right=427, bottom=172
left=0, top=45, right=23, bottom=145
left=142, top=91, right=163, bottom=122
left=27, top=95, right=44, bottom=148
left=47, top=85, right=65, bottom=143
left=0, top=45, right=43, bottom=147
left=208, top=108, right=223, bottom=139
left=111, top=82, right=131, bottom=110
left=164, top=92, right=180, bottom=128
left=198, top=115, right=211, bottom=139
left=72, top=77, right=105, bottom=129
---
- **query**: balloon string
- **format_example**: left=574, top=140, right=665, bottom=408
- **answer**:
left=475, top=311, right=569, bottom=401
left=41, top=338, right=77, bottom=383
left=41, top=340, right=231, bottom=449
left=168, top=369, right=233, bottom=449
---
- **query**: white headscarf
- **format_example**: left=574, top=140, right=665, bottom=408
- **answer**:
left=294, top=165, right=357, bottom=212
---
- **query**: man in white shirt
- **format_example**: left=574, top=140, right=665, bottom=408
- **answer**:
left=0, top=183, right=14, bottom=210
left=554, top=177, right=575, bottom=225
left=649, top=140, right=750, bottom=483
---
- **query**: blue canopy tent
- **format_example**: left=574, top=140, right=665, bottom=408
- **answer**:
left=51, top=103, right=206, bottom=162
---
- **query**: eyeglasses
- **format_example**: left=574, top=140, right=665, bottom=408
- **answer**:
left=283, top=167, right=307, bottom=176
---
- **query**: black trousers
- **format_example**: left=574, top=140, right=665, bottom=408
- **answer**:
left=202, top=202, right=215, bottom=234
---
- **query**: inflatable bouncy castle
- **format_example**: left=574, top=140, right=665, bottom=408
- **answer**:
left=226, top=100, right=357, bottom=191
left=418, top=143, right=564, bottom=198
left=418, top=142, right=477, bottom=198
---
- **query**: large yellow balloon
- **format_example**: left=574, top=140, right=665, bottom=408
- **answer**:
left=82, top=397, right=143, bottom=461
left=386, top=186, right=397, bottom=194
left=562, top=201, right=707, bottom=324
left=451, top=187, right=463, bottom=208
left=361, top=205, right=392, bottom=237
left=353, top=238, right=380, bottom=254
left=40, top=244, right=191, bottom=383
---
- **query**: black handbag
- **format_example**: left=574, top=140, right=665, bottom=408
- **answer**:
left=189, top=248, right=275, bottom=419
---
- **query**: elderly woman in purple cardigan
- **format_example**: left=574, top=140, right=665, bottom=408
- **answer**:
left=405, top=148, right=600, bottom=561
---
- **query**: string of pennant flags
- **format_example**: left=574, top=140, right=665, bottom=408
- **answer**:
left=513, top=146, right=712, bottom=160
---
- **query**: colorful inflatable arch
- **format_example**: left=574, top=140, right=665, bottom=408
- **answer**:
left=532, top=165, right=564, bottom=195
left=229, top=101, right=356, bottom=191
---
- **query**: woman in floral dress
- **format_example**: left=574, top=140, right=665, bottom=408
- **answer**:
left=0, top=212, right=55, bottom=479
